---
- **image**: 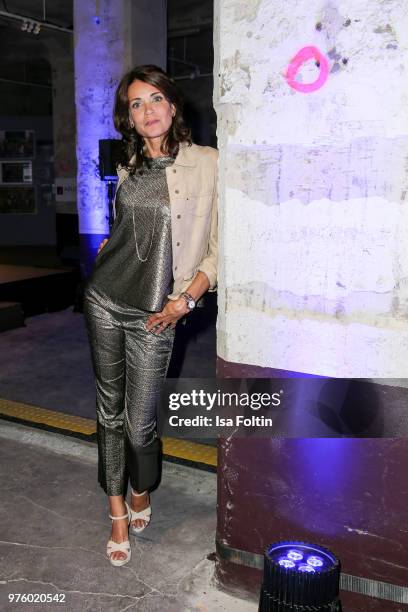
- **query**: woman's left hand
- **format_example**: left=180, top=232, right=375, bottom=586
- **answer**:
left=146, top=298, right=189, bottom=333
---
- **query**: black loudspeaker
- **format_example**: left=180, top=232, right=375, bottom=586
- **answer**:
left=98, top=139, right=124, bottom=180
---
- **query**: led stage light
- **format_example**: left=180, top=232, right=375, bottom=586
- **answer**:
left=259, top=541, right=341, bottom=611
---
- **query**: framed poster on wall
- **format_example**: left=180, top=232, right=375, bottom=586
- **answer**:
left=0, top=130, right=35, bottom=159
left=0, top=186, right=36, bottom=214
left=0, top=161, right=33, bottom=184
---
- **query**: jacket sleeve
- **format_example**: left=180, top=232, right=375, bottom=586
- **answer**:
left=197, top=152, right=218, bottom=291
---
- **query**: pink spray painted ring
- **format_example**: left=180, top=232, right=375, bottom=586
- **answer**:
left=285, top=46, right=329, bottom=93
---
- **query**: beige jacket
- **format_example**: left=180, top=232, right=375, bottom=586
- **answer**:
left=115, top=142, right=218, bottom=300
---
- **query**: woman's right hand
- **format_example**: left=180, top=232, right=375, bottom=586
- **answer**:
left=97, top=238, right=108, bottom=255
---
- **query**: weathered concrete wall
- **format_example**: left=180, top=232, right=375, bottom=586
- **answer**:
left=214, top=0, right=408, bottom=377
left=73, top=0, right=167, bottom=237
left=216, top=436, right=408, bottom=610
left=73, top=0, right=132, bottom=235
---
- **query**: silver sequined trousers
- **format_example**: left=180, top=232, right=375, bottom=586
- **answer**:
left=83, top=286, right=175, bottom=496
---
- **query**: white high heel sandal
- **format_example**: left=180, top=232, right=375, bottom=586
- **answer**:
left=129, top=489, right=152, bottom=535
left=106, top=501, right=131, bottom=567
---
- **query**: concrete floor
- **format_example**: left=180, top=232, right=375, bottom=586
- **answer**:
left=0, top=304, right=247, bottom=610
left=0, top=306, right=216, bottom=420
left=0, top=420, right=257, bottom=612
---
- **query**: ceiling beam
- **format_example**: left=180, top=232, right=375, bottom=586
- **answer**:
left=0, top=9, right=72, bottom=34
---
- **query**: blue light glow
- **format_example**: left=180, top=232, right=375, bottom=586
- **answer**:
left=265, top=541, right=340, bottom=609
left=278, top=558, right=296, bottom=568
left=268, top=542, right=336, bottom=574
left=75, top=50, right=120, bottom=235
left=274, top=439, right=355, bottom=536
left=287, top=550, right=303, bottom=561
left=298, top=564, right=316, bottom=573
left=307, top=555, right=324, bottom=567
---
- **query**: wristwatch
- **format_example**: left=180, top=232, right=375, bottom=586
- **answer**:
left=180, top=292, right=196, bottom=311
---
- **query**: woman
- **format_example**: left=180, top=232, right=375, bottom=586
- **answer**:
left=83, top=65, right=218, bottom=566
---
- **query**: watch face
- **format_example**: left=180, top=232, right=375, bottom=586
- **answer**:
left=188, top=299, right=195, bottom=309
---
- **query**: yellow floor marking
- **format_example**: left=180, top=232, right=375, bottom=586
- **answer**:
left=0, top=398, right=217, bottom=467
left=0, top=397, right=96, bottom=434
left=162, top=437, right=217, bottom=467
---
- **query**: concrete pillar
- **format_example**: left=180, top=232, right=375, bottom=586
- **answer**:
left=73, top=0, right=167, bottom=275
left=214, top=0, right=408, bottom=379
left=214, top=2, right=408, bottom=609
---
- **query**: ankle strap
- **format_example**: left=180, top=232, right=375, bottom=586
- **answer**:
left=109, top=512, right=128, bottom=521
left=131, top=488, right=147, bottom=497
left=109, top=501, right=130, bottom=521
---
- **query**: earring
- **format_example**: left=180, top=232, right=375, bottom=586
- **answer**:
left=130, top=121, right=134, bottom=128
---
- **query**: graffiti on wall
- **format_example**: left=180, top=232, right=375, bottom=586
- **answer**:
left=286, top=46, right=329, bottom=93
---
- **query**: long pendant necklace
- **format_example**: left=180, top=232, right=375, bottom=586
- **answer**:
left=132, top=194, right=158, bottom=262
left=131, top=157, right=171, bottom=262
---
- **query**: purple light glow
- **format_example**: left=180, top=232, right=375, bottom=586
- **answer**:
left=277, top=439, right=355, bottom=537
left=268, top=542, right=336, bottom=573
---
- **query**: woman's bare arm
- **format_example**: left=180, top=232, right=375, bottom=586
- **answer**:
left=145, top=271, right=210, bottom=333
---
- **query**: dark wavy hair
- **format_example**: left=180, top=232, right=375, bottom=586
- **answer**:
left=113, top=64, right=192, bottom=172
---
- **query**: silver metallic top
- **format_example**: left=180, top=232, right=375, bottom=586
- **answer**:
left=89, top=155, right=175, bottom=311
